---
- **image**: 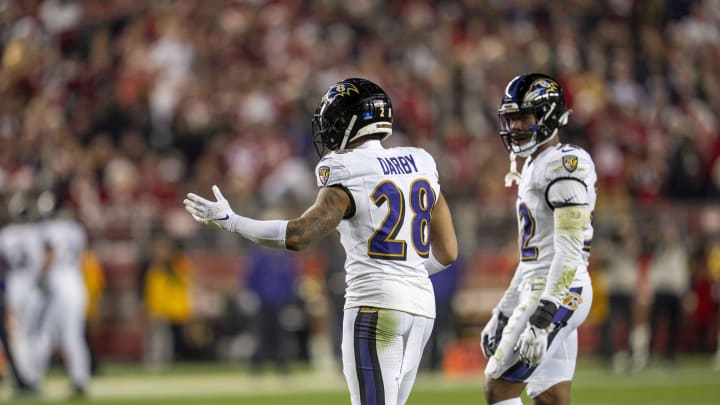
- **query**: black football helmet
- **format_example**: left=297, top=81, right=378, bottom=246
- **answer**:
left=498, top=73, right=570, bottom=157
left=312, top=78, right=392, bottom=156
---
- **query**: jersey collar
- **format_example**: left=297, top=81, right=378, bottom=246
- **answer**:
left=354, top=140, right=384, bottom=150
left=528, top=142, right=556, bottom=166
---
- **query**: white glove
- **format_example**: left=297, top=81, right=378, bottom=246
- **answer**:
left=184, top=185, right=237, bottom=231
left=514, top=324, right=549, bottom=367
left=481, top=310, right=508, bottom=359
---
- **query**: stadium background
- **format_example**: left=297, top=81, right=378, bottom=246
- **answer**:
left=1, top=0, right=719, bottom=403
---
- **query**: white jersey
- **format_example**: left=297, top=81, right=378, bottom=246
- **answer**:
left=0, top=222, right=45, bottom=304
left=42, top=219, right=86, bottom=274
left=514, top=143, right=596, bottom=288
left=35, top=218, right=90, bottom=388
left=315, top=140, right=440, bottom=318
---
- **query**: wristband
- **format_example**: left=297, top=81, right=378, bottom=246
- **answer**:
left=425, top=252, right=449, bottom=275
left=529, top=299, right=558, bottom=329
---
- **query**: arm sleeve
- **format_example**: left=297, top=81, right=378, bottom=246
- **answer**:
left=425, top=250, right=450, bottom=275
left=540, top=204, right=592, bottom=306
left=226, top=216, right=289, bottom=249
left=495, top=268, right=523, bottom=315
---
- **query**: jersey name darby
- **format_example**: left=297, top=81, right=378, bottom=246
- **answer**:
left=377, top=154, right=418, bottom=175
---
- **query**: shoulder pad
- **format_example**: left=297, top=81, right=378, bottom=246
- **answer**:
left=408, top=147, right=439, bottom=181
left=542, top=145, right=595, bottom=183
left=315, top=153, right=352, bottom=187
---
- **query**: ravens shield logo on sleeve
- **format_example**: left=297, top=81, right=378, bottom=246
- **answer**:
left=318, top=166, right=330, bottom=185
left=562, top=155, right=578, bottom=172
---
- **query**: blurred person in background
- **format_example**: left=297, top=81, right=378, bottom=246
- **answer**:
left=33, top=191, right=91, bottom=398
left=141, top=235, right=194, bottom=370
left=184, top=78, right=458, bottom=405
left=481, top=74, right=596, bottom=405
left=245, top=244, right=298, bottom=374
left=599, top=225, right=640, bottom=373
left=0, top=192, right=40, bottom=394
left=0, top=245, right=35, bottom=395
left=644, top=223, right=690, bottom=368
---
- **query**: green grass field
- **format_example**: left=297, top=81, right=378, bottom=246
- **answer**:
left=6, top=357, right=719, bottom=404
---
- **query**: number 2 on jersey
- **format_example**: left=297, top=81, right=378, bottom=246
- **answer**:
left=368, top=179, right=435, bottom=260
left=518, top=203, right=539, bottom=261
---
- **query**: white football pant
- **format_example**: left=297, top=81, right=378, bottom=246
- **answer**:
left=33, top=268, right=90, bottom=388
left=485, top=279, right=593, bottom=398
left=342, top=307, right=434, bottom=405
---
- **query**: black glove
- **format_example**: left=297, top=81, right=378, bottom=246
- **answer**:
left=529, top=299, right=558, bottom=329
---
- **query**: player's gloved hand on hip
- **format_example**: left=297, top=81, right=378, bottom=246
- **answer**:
left=481, top=309, right=509, bottom=359
left=514, top=299, right=557, bottom=367
left=184, top=185, right=237, bottom=231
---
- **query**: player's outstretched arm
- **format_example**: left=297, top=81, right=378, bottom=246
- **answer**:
left=424, top=192, right=458, bottom=275
left=184, top=185, right=349, bottom=251
left=184, top=185, right=289, bottom=249
left=285, top=186, right=350, bottom=251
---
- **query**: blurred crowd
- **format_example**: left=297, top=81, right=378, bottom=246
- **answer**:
left=3, top=0, right=720, bottom=231
left=1, top=0, right=719, bottom=377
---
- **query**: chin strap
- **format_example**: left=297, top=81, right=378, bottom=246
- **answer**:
left=504, top=151, right=522, bottom=187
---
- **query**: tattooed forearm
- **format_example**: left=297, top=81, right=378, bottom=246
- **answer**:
left=285, top=187, right=349, bottom=251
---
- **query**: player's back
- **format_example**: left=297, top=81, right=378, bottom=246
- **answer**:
left=316, top=140, right=440, bottom=318
left=43, top=218, right=87, bottom=272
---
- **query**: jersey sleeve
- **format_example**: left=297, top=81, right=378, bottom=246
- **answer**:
left=418, top=148, right=440, bottom=184
left=416, top=148, right=441, bottom=202
left=314, top=154, right=352, bottom=188
left=541, top=146, right=595, bottom=207
left=546, top=179, right=589, bottom=208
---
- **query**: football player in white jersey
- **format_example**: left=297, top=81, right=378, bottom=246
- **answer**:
left=0, top=192, right=42, bottom=394
left=481, top=74, right=596, bottom=405
left=33, top=193, right=91, bottom=397
left=185, top=78, right=458, bottom=405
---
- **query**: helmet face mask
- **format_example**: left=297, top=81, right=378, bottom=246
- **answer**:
left=312, top=78, right=392, bottom=156
left=499, top=110, right=538, bottom=155
left=498, top=74, right=569, bottom=157
left=312, top=102, right=347, bottom=156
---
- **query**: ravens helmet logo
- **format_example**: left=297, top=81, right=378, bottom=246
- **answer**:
left=525, top=78, right=560, bottom=104
left=326, top=83, right=360, bottom=102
